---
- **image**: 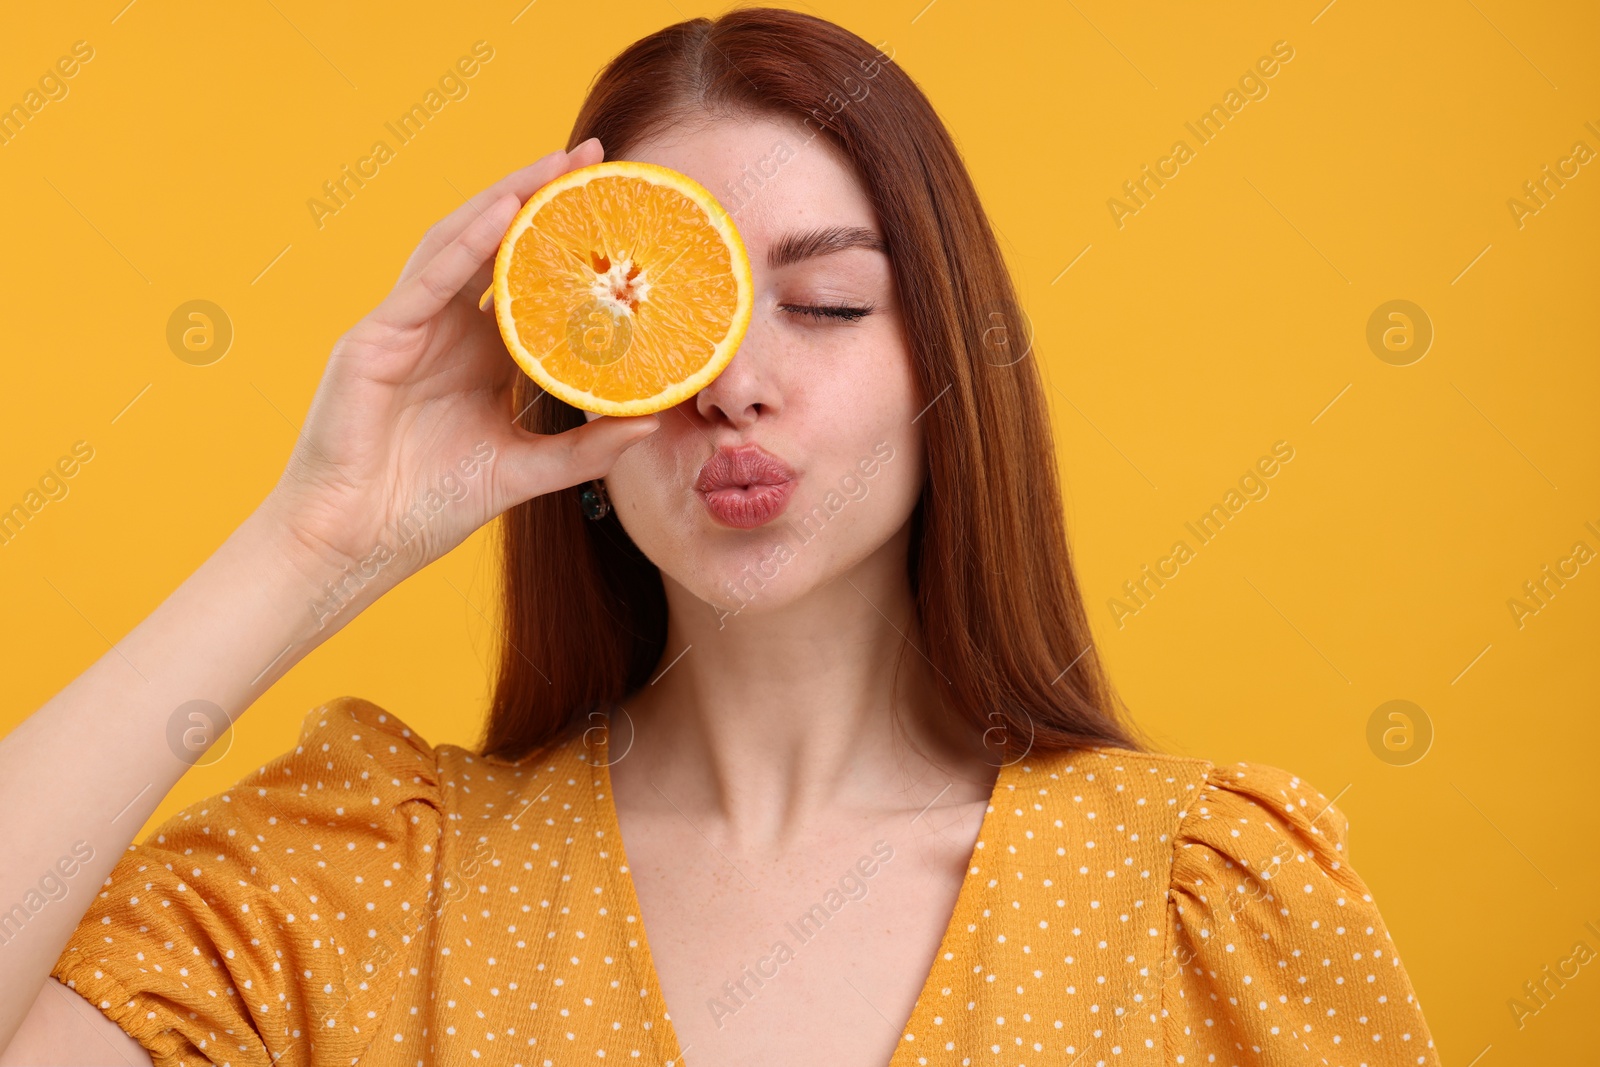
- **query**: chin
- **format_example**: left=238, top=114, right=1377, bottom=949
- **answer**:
left=704, top=536, right=809, bottom=612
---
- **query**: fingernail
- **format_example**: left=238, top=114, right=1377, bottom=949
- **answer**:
left=577, top=136, right=601, bottom=154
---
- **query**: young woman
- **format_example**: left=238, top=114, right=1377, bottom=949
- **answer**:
left=0, top=9, right=1439, bottom=1066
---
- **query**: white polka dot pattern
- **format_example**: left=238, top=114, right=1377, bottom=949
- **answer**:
left=51, top=697, right=1439, bottom=1066
left=890, top=750, right=1440, bottom=1066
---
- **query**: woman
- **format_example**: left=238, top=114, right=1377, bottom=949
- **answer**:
left=0, top=9, right=1439, bottom=1066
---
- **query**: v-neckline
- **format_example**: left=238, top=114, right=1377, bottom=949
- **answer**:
left=587, top=728, right=1012, bottom=1067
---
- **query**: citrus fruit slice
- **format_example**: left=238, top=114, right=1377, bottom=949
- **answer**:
left=491, top=160, right=754, bottom=417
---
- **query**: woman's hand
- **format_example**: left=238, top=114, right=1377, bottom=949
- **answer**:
left=260, top=138, right=658, bottom=589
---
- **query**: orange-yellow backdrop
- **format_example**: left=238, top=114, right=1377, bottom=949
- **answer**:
left=2, top=1, right=1596, bottom=1062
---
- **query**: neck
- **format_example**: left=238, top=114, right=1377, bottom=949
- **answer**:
left=611, top=530, right=994, bottom=850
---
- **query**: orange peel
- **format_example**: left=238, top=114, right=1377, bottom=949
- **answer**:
left=491, top=161, right=753, bottom=417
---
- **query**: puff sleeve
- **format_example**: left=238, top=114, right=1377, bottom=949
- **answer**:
left=50, top=696, right=443, bottom=1067
left=1162, top=762, right=1440, bottom=1066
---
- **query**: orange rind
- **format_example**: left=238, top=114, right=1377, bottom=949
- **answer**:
left=491, top=161, right=753, bottom=417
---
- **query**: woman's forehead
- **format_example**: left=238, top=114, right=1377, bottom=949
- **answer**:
left=621, top=114, right=878, bottom=249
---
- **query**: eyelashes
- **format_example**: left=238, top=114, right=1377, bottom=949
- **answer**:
left=780, top=301, right=876, bottom=322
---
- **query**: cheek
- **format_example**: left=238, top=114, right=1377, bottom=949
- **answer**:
left=814, top=336, right=922, bottom=455
left=794, top=325, right=924, bottom=506
left=604, top=436, right=664, bottom=502
left=770, top=434, right=922, bottom=603
left=602, top=419, right=694, bottom=524
left=806, top=319, right=921, bottom=428
left=798, top=406, right=925, bottom=550
left=848, top=428, right=923, bottom=525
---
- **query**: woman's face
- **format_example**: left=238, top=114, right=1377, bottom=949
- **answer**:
left=587, top=113, right=926, bottom=622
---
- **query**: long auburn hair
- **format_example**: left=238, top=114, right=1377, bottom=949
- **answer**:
left=482, top=7, right=1140, bottom=761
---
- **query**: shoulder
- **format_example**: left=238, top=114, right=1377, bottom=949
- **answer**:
left=1008, top=743, right=1212, bottom=828
left=1131, top=754, right=1441, bottom=1060
left=127, top=695, right=444, bottom=854
left=1174, top=758, right=1351, bottom=865
left=189, top=694, right=446, bottom=828
left=280, top=693, right=436, bottom=773
left=51, top=695, right=451, bottom=1064
left=1012, top=745, right=1350, bottom=869
left=430, top=709, right=597, bottom=800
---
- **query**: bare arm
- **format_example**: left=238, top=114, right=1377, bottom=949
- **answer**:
left=1, top=981, right=152, bottom=1066
left=0, top=137, right=658, bottom=1059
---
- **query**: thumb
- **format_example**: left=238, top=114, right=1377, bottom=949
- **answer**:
left=499, top=413, right=662, bottom=504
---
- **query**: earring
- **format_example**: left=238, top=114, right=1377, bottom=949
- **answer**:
left=580, top=479, right=611, bottom=520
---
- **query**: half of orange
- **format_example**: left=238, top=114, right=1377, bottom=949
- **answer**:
left=491, top=160, right=753, bottom=417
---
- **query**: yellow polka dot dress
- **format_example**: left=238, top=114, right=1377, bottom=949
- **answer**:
left=53, top=696, right=1440, bottom=1065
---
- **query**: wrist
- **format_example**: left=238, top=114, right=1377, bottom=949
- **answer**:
left=242, top=494, right=400, bottom=637
left=250, top=488, right=361, bottom=578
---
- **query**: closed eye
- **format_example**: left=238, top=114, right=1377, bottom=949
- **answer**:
left=780, top=302, right=876, bottom=322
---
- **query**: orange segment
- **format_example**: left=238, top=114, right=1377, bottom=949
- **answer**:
left=492, top=161, right=753, bottom=417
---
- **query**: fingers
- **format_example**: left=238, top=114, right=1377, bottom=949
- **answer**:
left=375, top=138, right=609, bottom=335
left=557, top=414, right=662, bottom=487
left=374, top=193, right=522, bottom=332
left=565, top=136, right=605, bottom=170
left=497, top=413, right=661, bottom=504
left=470, top=140, right=607, bottom=315
left=398, top=148, right=562, bottom=283
left=400, top=138, right=606, bottom=287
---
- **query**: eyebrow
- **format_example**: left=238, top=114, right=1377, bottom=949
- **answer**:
left=766, top=225, right=889, bottom=270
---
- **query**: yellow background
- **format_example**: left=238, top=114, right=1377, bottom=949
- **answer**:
left=2, top=0, right=1596, bottom=1060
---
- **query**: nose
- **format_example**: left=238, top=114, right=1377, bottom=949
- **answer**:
left=692, top=313, right=781, bottom=431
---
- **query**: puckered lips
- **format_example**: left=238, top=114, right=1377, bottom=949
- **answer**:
left=694, top=444, right=798, bottom=529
